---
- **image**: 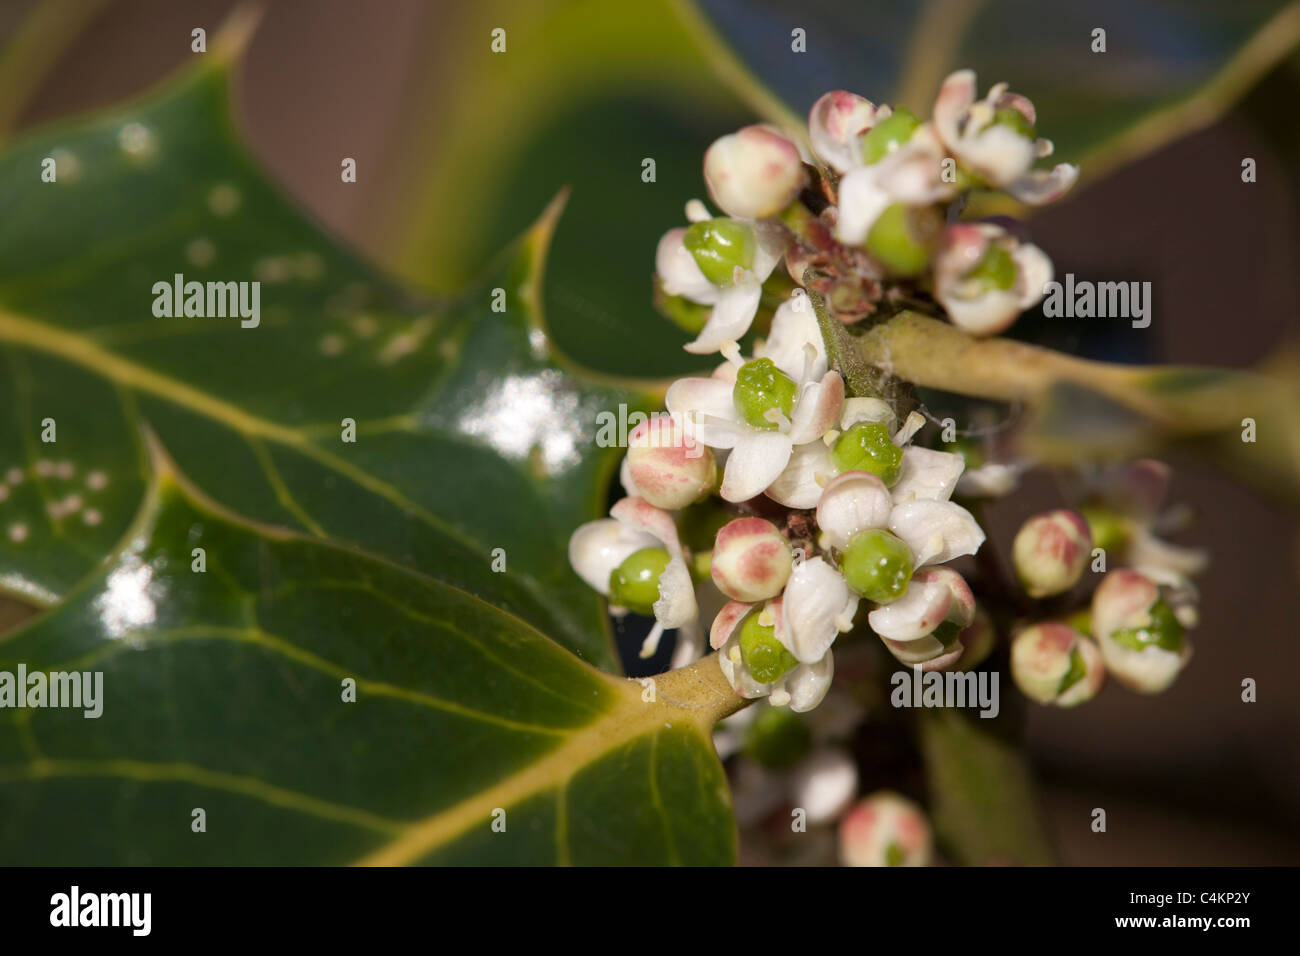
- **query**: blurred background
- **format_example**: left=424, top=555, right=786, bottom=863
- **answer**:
left=2, top=0, right=1297, bottom=863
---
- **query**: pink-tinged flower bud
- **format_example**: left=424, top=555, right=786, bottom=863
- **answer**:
left=1010, top=622, right=1104, bottom=707
left=839, top=791, right=932, bottom=867
left=710, top=516, right=793, bottom=602
left=1012, top=509, right=1092, bottom=598
left=625, top=416, right=716, bottom=510
left=1091, top=569, right=1192, bottom=693
left=703, top=125, right=806, bottom=220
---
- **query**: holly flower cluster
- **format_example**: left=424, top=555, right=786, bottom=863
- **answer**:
left=568, top=72, right=1205, bottom=723
left=654, top=69, right=1077, bottom=342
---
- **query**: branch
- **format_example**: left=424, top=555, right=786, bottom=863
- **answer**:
left=854, top=312, right=1299, bottom=497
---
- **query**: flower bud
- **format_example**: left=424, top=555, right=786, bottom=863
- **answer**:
left=1010, top=622, right=1104, bottom=707
left=839, top=791, right=932, bottom=867
left=711, top=516, right=793, bottom=602
left=703, top=125, right=806, bottom=220
left=625, top=416, right=717, bottom=510
left=1012, top=509, right=1092, bottom=598
left=1091, top=569, right=1192, bottom=693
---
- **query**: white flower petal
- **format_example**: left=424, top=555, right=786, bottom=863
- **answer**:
left=619, top=454, right=641, bottom=498
left=839, top=397, right=895, bottom=431
left=956, top=461, right=1021, bottom=498
left=888, top=499, right=985, bottom=565
left=784, top=651, right=835, bottom=713
left=809, top=90, right=882, bottom=173
left=610, top=496, right=685, bottom=561
left=567, top=519, right=658, bottom=594
left=933, top=69, right=977, bottom=149
left=779, top=558, right=858, bottom=663
left=891, top=446, right=966, bottom=503
left=787, top=372, right=845, bottom=445
left=1007, top=162, right=1079, bottom=205
left=720, top=430, right=794, bottom=502
left=760, top=298, right=826, bottom=382
left=816, top=471, right=893, bottom=549
left=1012, top=241, right=1053, bottom=309
left=766, top=440, right=835, bottom=509
left=684, top=279, right=763, bottom=355
left=653, top=557, right=698, bottom=628
left=655, top=227, right=716, bottom=302
left=868, top=578, right=952, bottom=642
left=941, top=286, right=1022, bottom=336
left=665, top=377, right=741, bottom=450
left=833, top=166, right=892, bottom=247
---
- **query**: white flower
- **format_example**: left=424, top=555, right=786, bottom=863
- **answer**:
left=780, top=556, right=860, bottom=664
left=817, top=438, right=984, bottom=565
left=932, top=222, right=1052, bottom=336
left=711, top=598, right=835, bottom=712
left=567, top=496, right=697, bottom=658
left=811, top=435, right=985, bottom=666
left=834, top=122, right=956, bottom=247
left=666, top=302, right=844, bottom=504
left=932, top=69, right=1078, bottom=204
left=655, top=218, right=789, bottom=356
left=869, top=566, right=975, bottom=669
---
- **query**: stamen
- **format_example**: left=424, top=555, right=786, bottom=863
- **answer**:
left=893, top=410, right=926, bottom=446
left=684, top=198, right=710, bottom=223
left=720, top=340, right=744, bottom=368
left=639, top=621, right=666, bottom=659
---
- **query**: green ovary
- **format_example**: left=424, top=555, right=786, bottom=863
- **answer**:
left=859, top=107, right=921, bottom=165
left=733, top=358, right=797, bottom=431
left=739, top=610, right=799, bottom=684
left=966, top=244, right=1017, bottom=291
left=683, top=218, right=755, bottom=286
left=831, top=422, right=903, bottom=485
left=865, top=203, right=939, bottom=277
left=608, top=547, right=671, bottom=615
left=841, top=529, right=914, bottom=603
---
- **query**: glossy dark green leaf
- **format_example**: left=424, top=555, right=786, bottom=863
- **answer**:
left=0, top=467, right=735, bottom=864
left=369, top=0, right=758, bottom=379
left=0, top=50, right=737, bottom=863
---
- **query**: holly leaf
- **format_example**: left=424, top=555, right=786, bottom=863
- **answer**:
left=0, top=40, right=737, bottom=863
